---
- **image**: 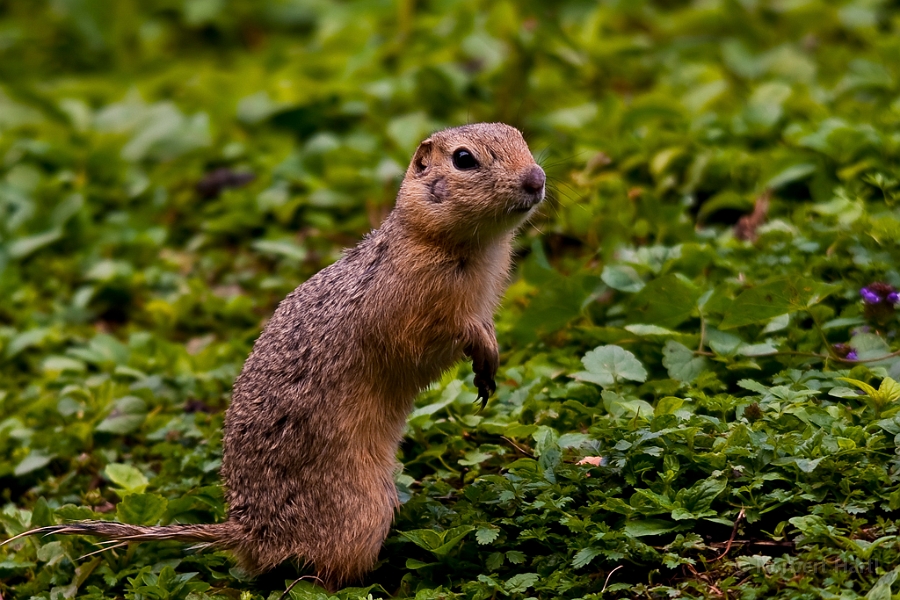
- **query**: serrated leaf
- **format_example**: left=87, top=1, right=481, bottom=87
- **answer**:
left=737, top=379, right=770, bottom=394
left=485, top=552, right=504, bottom=571
left=55, top=505, right=95, bottom=521
left=572, top=547, right=602, bottom=568
left=504, top=573, right=539, bottom=593
left=475, top=527, right=499, bottom=545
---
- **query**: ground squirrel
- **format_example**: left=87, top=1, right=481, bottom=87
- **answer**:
left=4, top=123, right=546, bottom=589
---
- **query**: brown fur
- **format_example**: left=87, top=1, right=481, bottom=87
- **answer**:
left=3, top=123, right=545, bottom=590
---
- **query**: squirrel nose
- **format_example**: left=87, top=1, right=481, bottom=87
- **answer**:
left=522, top=165, right=545, bottom=194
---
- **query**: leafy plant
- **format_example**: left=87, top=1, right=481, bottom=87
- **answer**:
left=3, top=0, right=900, bottom=598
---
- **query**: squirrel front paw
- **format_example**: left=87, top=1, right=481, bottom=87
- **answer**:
left=465, top=323, right=499, bottom=409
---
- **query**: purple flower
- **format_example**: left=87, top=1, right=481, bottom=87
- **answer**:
left=846, top=350, right=858, bottom=360
left=861, top=287, right=882, bottom=304
left=860, top=282, right=899, bottom=323
left=860, top=282, right=899, bottom=306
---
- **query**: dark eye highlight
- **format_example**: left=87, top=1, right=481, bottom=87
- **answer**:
left=452, top=148, right=479, bottom=170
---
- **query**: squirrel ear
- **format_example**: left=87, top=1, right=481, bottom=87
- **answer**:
left=411, top=139, right=433, bottom=176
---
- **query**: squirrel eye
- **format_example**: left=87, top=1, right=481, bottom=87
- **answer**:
left=452, top=148, right=479, bottom=170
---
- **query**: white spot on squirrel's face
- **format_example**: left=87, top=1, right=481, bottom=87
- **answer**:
left=398, top=123, right=544, bottom=245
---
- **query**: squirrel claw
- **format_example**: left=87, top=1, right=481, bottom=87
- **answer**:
left=474, top=375, right=496, bottom=410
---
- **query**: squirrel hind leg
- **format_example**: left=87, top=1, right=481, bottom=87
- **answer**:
left=308, top=504, right=394, bottom=590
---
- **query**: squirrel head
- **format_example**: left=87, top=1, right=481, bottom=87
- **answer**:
left=396, top=123, right=545, bottom=247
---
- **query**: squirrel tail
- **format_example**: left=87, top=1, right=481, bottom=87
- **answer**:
left=2, top=521, right=237, bottom=549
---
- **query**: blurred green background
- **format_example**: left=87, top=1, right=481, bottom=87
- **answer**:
left=2, top=1, right=900, bottom=599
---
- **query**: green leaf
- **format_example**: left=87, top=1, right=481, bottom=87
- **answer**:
left=251, top=239, right=308, bottom=263
left=14, top=452, right=54, bottom=477
left=879, top=378, right=900, bottom=403
left=430, top=525, right=476, bottom=557
left=31, top=497, right=55, bottom=528
left=624, top=519, right=679, bottom=537
left=740, top=342, right=778, bottom=356
left=866, top=567, right=899, bottom=600
left=671, top=507, right=695, bottom=521
left=116, top=493, right=167, bottom=525
left=601, top=265, right=645, bottom=293
left=8, top=229, right=62, bottom=259
left=485, top=552, right=504, bottom=571
left=655, top=396, right=685, bottom=416
left=575, top=345, right=648, bottom=388
left=737, top=379, right=770, bottom=395
left=720, top=278, right=834, bottom=329
left=629, top=274, right=701, bottom=328
left=405, top=558, right=437, bottom=570
left=475, top=527, right=499, bottom=545
left=399, top=529, right=443, bottom=551
left=706, top=328, right=744, bottom=356
left=5, top=328, right=51, bottom=359
left=504, top=573, right=539, bottom=593
left=35, top=541, right=66, bottom=565
left=603, top=391, right=654, bottom=419
left=794, top=458, right=823, bottom=473
left=766, top=163, right=817, bottom=189
left=399, top=526, right=475, bottom=557
left=56, top=505, right=95, bottom=521
left=625, top=323, right=677, bottom=336
left=679, top=478, right=727, bottom=513
left=662, top=341, right=707, bottom=383
left=459, top=451, right=492, bottom=466
left=104, top=463, right=149, bottom=495
left=95, top=396, right=147, bottom=435
left=572, top=547, right=602, bottom=568
left=789, top=515, right=830, bottom=537
left=838, top=378, right=880, bottom=399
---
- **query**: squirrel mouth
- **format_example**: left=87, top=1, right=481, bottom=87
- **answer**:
left=511, top=190, right=545, bottom=213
